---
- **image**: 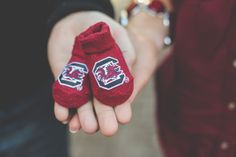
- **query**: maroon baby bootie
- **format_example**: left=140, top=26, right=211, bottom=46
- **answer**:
left=78, top=22, right=134, bottom=107
left=52, top=36, right=90, bottom=108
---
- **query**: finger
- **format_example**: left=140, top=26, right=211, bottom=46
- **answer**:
left=77, top=101, right=98, bottom=134
left=54, top=102, right=69, bottom=124
left=68, top=114, right=81, bottom=133
left=114, top=102, right=132, bottom=124
left=112, top=28, right=136, bottom=69
left=94, top=99, right=118, bottom=136
left=121, top=49, right=136, bottom=71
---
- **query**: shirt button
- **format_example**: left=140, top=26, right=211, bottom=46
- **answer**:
left=228, top=102, right=236, bottom=111
left=233, top=60, right=236, bottom=68
left=220, top=141, right=229, bottom=150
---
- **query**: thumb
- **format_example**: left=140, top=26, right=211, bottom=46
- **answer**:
left=47, top=26, right=75, bottom=78
left=110, top=26, right=136, bottom=70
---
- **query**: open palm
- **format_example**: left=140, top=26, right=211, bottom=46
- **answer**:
left=48, top=11, right=135, bottom=136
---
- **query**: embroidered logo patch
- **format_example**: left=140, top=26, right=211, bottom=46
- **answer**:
left=58, top=62, right=88, bottom=90
left=93, top=57, right=127, bottom=90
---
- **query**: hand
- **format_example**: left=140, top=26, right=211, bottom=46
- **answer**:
left=48, top=11, right=135, bottom=136
left=126, top=4, right=174, bottom=90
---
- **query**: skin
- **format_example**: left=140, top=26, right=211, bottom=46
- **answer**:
left=48, top=1, right=173, bottom=136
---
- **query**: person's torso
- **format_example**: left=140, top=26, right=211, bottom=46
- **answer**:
left=156, top=0, right=236, bottom=156
left=172, top=0, right=236, bottom=136
left=0, top=0, right=57, bottom=105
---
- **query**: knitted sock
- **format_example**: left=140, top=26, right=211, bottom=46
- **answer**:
left=78, top=22, right=134, bottom=107
left=52, top=36, right=90, bottom=108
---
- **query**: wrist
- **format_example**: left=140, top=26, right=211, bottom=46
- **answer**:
left=120, top=0, right=172, bottom=49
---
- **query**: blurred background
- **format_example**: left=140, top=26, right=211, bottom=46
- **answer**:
left=70, top=80, right=163, bottom=157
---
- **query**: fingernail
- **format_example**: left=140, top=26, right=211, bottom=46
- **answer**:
left=69, top=128, right=78, bottom=134
left=62, top=121, right=68, bottom=124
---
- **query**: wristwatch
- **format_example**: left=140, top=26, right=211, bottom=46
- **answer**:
left=127, top=0, right=165, bottom=17
left=119, top=0, right=172, bottom=46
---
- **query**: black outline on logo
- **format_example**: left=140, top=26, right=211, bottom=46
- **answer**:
left=58, top=62, right=88, bottom=90
left=92, top=56, right=126, bottom=90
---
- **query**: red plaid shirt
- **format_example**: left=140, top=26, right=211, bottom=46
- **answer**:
left=156, top=0, right=236, bottom=156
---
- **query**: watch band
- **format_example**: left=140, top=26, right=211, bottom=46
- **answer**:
left=127, top=0, right=165, bottom=17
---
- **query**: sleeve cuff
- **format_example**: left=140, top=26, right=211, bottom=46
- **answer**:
left=47, top=1, right=114, bottom=30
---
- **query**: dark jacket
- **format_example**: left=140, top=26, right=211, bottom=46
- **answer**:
left=156, top=0, right=236, bottom=156
left=0, top=1, right=113, bottom=156
left=0, top=0, right=114, bottom=105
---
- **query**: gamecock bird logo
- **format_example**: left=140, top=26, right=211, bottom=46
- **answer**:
left=93, top=57, right=127, bottom=90
left=58, top=62, right=88, bottom=90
